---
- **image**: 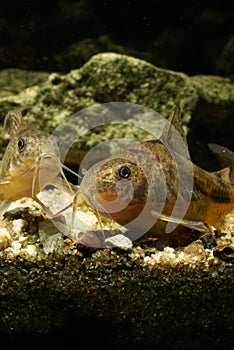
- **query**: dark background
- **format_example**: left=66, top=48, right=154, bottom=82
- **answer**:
left=0, top=0, right=234, bottom=76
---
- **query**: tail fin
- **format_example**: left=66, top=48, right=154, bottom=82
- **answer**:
left=208, top=143, right=234, bottom=185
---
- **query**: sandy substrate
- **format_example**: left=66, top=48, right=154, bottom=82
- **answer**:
left=0, top=189, right=234, bottom=349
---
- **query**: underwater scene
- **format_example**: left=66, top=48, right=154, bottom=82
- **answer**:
left=0, top=1, right=234, bottom=349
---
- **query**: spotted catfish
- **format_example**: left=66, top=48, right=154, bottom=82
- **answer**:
left=79, top=106, right=234, bottom=243
left=0, top=110, right=70, bottom=217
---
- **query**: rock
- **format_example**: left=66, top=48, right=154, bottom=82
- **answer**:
left=191, top=75, right=234, bottom=106
left=183, top=240, right=206, bottom=258
left=0, top=227, right=11, bottom=250
left=0, top=52, right=197, bottom=162
left=38, top=220, right=62, bottom=245
left=0, top=52, right=197, bottom=126
left=55, top=35, right=156, bottom=72
left=213, top=244, right=234, bottom=263
left=105, top=234, right=133, bottom=249
left=12, top=218, right=28, bottom=235
left=0, top=68, right=49, bottom=98
left=216, top=35, right=234, bottom=78
left=188, top=75, right=234, bottom=167
left=43, top=233, right=65, bottom=254
left=1, top=52, right=234, bottom=167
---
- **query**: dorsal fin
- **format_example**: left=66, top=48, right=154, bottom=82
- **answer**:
left=160, top=105, right=189, bottom=158
left=208, top=143, right=234, bottom=185
left=4, top=110, right=23, bottom=136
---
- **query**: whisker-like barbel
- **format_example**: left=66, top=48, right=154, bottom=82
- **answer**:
left=51, top=184, right=116, bottom=241
left=0, top=110, right=80, bottom=218
left=78, top=106, right=234, bottom=246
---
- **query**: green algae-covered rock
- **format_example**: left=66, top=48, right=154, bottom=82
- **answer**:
left=1, top=52, right=234, bottom=167
left=0, top=69, right=49, bottom=98
left=191, top=75, right=234, bottom=105
left=217, top=35, right=234, bottom=78
left=0, top=52, right=199, bottom=128
left=188, top=75, right=234, bottom=166
left=0, top=53, right=198, bottom=159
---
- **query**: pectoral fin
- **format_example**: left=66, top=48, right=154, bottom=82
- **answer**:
left=151, top=210, right=208, bottom=233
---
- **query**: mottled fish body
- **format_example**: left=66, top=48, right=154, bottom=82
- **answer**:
left=80, top=107, right=234, bottom=238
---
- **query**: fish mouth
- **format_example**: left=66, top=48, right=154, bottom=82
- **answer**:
left=96, top=197, right=146, bottom=225
left=9, top=155, right=61, bottom=186
left=89, top=190, right=140, bottom=217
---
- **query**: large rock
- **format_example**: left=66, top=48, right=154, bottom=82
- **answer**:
left=189, top=74, right=234, bottom=167
left=216, top=35, right=234, bottom=78
left=0, top=69, right=49, bottom=98
left=1, top=52, right=234, bottom=166
left=0, top=52, right=198, bottom=124
left=0, top=52, right=198, bottom=161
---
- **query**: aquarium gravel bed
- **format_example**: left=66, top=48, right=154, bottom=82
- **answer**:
left=0, top=190, right=234, bottom=348
left=1, top=238, right=234, bottom=349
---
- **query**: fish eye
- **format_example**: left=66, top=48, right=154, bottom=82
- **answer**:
left=18, top=137, right=26, bottom=151
left=116, top=164, right=131, bottom=179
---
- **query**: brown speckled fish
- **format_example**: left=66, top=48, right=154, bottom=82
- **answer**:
left=79, top=107, right=234, bottom=244
left=0, top=110, right=62, bottom=216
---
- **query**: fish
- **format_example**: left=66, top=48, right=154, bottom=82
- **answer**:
left=78, top=106, right=234, bottom=245
left=0, top=110, right=74, bottom=218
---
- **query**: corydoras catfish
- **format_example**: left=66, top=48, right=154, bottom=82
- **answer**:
left=79, top=107, right=234, bottom=245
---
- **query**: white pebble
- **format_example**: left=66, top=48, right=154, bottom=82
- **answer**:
left=12, top=219, right=27, bottom=235
left=105, top=234, right=133, bottom=249
left=26, top=244, right=37, bottom=257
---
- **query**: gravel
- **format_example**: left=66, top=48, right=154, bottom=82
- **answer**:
left=0, top=189, right=234, bottom=349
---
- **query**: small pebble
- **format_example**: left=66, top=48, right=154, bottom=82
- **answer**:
left=0, top=228, right=11, bottom=250
left=43, top=233, right=65, bottom=254
left=105, top=234, right=133, bottom=249
left=26, top=244, right=37, bottom=258
left=12, top=219, right=27, bottom=235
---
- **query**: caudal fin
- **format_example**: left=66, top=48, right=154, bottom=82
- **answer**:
left=208, top=143, right=234, bottom=185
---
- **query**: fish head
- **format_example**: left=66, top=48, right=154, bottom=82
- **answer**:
left=1, top=110, right=61, bottom=190
left=80, top=140, right=170, bottom=226
left=80, top=154, right=149, bottom=223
